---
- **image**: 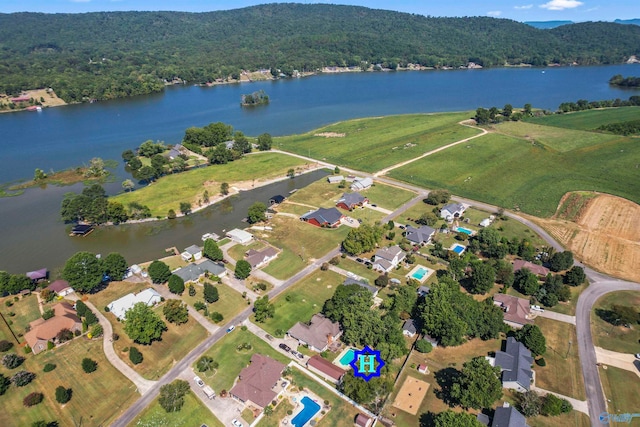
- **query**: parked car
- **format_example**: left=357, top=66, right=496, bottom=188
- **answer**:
left=232, top=419, right=244, bottom=427
left=265, top=334, right=274, bottom=341
left=226, top=325, right=235, bottom=333
left=635, top=353, right=640, bottom=359
left=279, top=343, right=291, bottom=352
left=371, top=204, right=377, bottom=207
left=194, top=376, right=205, bottom=387
left=531, top=305, right=545, bottom=312
left=356, top=258, right=363, bottom=263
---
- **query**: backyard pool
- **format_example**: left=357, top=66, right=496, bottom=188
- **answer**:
left=407, top=265, right=432, bottom=283
left=339, top=348, right=356, bottom=366
left=451, top=244, right=466, bottom=255
left=291, top=396, right=321, bottom=427
left=456, top=227, right=474, bottom=235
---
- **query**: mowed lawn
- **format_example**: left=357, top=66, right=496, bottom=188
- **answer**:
left=132, top=392, right=223, bottom=427
left=251, top=269, right=344, bottom=336
left=0, top=293, right=41, bottom=340
left=389, top=130, right=640, bottom=217
left=526, top=106, right=640, bottom=131
left=0, top=338, right=138, bottom=427
left=196, top=329, right=289, bottom=393
left=599, top=365, right=640, bottom=416
left=112, top=152, right=307, bottom=216
left=591, top=291, right=640, bottom=354
left=181, top=280, right=248, bottom=324
left=533, top=317, right=586, bottom=400
left=275, top=112, right=480, bottom=172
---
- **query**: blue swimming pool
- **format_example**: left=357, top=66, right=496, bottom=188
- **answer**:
left=411, top=267, right=429, bottom=281
left=456, top=227, right=473, bottom=235
left=339, top=348, right=355, bottom=365
left=452, top=244, right=466, bottom=254
left=291, top=396, right=321, bottom=427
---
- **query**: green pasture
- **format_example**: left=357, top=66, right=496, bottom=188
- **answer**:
left=275, top=113, right=480, bottom=172
left=526, top=106, right=640, bottom=131
left=132, top=391, right=223, bottom=427
left=591, top=291, right=640, bottom=354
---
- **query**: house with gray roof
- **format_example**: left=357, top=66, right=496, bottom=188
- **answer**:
left=336, top=192, right=368, bottom=211
left=417, top=285, right=430, bottom=297
left=181, top=244, right=203, bottom=261
left=245, top=247, right=279, bottom=269
left=494, top=337, right=534, bottom=392
left=288, top=314, right=342, bottom=352
left=167, top=144, right=183, bottom=160
left=173, top=260, right=226, bottom=284
left=327, top=175, right=344, bottom=184
left=300, top=207, right=343, bottom=228
left=405, top=225, right=436, bottom=245
left=350, top=177, right=373, bottom=191
left=492, top=403, right=529, bottom=427
left=373, top=245, right=405, bottom=273
left=440, top=202, right=466, bottom=221
left=402, top=319, right=417, bottom=337
left=343, top=278, right=378, bottom=297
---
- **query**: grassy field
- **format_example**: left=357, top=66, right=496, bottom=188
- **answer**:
left=257, top=399, right=294, bottom=427
left=534, top=317, right=586, bottom=400
left=0, top=338, right=138, bottom=427
left=599, top=365, right=640, bottom=416
left=132, top=391, right=223, bottom=427
left=112, top=152, right=307, bottom=216
left=275, top=112, right=480, bottom=172
left=182, top=281, right=248, bottom=325
left=0, top=293, right=41, bottom=341
left=501, top=390, right=590, bottom=427
left=388, top=128, right=640, bottom=217
left=252, top=269, right=343, bottom=336
left=591, top=291, right=640, bottom=354
left=227, top=241, right=265, bottom=262
left=196, top=328, right=289, bottom=393
left=526, top=107, right=640, bottom=131
left=360, top=183, right=416, bottom=211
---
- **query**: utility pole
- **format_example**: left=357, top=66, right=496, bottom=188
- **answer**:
left=565, top=340, right=572, bottom=359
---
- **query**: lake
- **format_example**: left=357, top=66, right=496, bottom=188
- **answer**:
left=0, top=64, right=638, bottom=273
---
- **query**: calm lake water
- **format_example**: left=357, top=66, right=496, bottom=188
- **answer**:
left=0, top=64, right=638, bottom=273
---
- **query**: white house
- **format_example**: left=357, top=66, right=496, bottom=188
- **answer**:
left=327, top=175, right=344, bottom=184
left=226, top=228, right=254, bottom=244
left=107, top=288, right=162, bottom=320
left=181, top=244, right=203, bottom=262
left=350, top=177, right=373, bottom=191
left=46, top=280, right=74, bottom=297
left=402, top=319, right=417, bottom=337
left=373, top=245, right=405, bottom=273
left=440, top=202, right=466, bottom=221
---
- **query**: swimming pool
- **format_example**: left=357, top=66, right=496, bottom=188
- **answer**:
left=451, top=244, right=466, bottom=254
left=339, top=348, right=356, bottom=365
left=291, top=396, right=321, bottom=427
left=456, top=227, right=473, bottom=235
left=411, top=267, right=429, bottom=281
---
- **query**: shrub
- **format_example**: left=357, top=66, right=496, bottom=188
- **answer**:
left=81, top=358, right=97, bottom=373
left=541, top=393, right=565, bottom=416
left=241, top=325, right=248, bottom=331
left=2, top=353, right=25, bottom=369
left=23, top=345, right=31, bottom=354
left=113, top=333, right=119, bottom=341
left=188, top=285, right=196, bottom=297
left=55, top=386, right=72, bottom=404
left=0, top=374, right=9, bottom=396
left=12, top=370, right=36, bottom=386
left=329, top=256, right=340, bottom=265
left=257, top=282, right=267, bottom=291
left=43, top=363, right=56, bottom=372
left=203, top=283, right=219, bottom=303
left=129, top=347, right=143, bottom=365
left=23, top=392, right=44, bottom=407
left=42, top=308, right=55, bottom=320
left=0, top=340, right=13, bottom=352
left=56, top=328, right=74, bottom=343
left=47, top=341, right=55, bottom=350
left=5, top=300, right=12, bottom=307
left=210, top=312, right=223, bottom=323
left=104, top=306, right=110, bottom=312
left=415, top=340, right=433, bottom=354
left=91, top=323, right=103, bottom=337
left=320, top=263, right=329, bottom=271
left=193, top=301, right=206, bottom=311
left=535, top=357, right=546, bottom=367
left=84, top=310, right=98, bottom=326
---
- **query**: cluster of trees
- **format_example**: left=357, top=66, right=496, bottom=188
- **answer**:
left=241, top=90, right=269, bottom=106
left=423, top=189, right=451, bottom=206
left=342, top=224, right=384, bottom=255
left=609, top=74, right=640, bottom=88
left=2, top=6, right=639, bottom=103
left=61, top=251, right=127, bottom=292
left=61, top=183, right=151, bottom=224
left=122, top=140, right=190, bottom=182
left=254, top=295, right=275, bottom=322
left=247, top=202, right=267, bottom=224
left=475, top=104, right=531, bottom=124
left=159, top=380, right=190, bottom=413
left=0, top=271, right=35, bottom=296
left=518, top=390, right=573, bottom=417
left=557, top=95, right=640, bottom=113
left=597, top=119, right=640, bottom=136
left=123, top=302, right=167, bottom=344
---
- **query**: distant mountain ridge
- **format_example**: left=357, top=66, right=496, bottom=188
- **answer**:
left=614, top=19, right=640, bottom=26
left=0, top=4, right=639, bottom=103
left=524, top=20, right=574, bottom=29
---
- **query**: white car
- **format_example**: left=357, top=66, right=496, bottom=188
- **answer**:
left=226, top=325, right=235, bottom=333
left=531, top=305, right=545, bottom=312
left=635, top=353, right=640, bottom=359
left=194, top=376, right=205, bottom=387
left=232, top=419, right=244, bottom=427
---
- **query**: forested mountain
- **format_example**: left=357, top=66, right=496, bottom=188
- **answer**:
left=524, top=20, right=573, bottom=29
left=614, top=19, right=640, bottom=26
left=1, top=3, right=639, bottom=103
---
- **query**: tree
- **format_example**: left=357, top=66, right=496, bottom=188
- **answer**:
left=475, top=107, right=490, bottom=125
left=518, top=390, right=542, bottom=417
left=524, top=103, right=533, bottom=116
left=287, top=168, right=295, bottom=178
left=515, top=324, right=546, bottom=356
left=513, top=268, right=539, bottom=295
left=434, top=411, right=483, bottom=427
left=123, top=302, right=167, bottom=344
left=220, top=182, right=229, bottom=195
left=23, top=392, right=44, bottom=407
left=207, top=143, right=232, bottom=164
left=610, top=305, right=638, bottom=325
left=84, top=309, right=98, bottom=325
left=129, top=347, right=144, bottom=364
left=503, top=103, right=513, bottom=117
left=135, top=165, right=156, bottom=183
left=247, top=202, right=267, bottom=224
left=121, top=149, right=135, bottom=162
left=235, top=260, right=252, bottom=279
left=42, top=308, right=55, bottom=320
left=341, top=224, right=384, bottom=255
left=148, top=260, right=171, bottom=284
left=232, top=131, right=251, bottom=153
left=75, top=300, right=89, bottom=317
left=564, top=266, right=586, bottom=286
left=163, top=299, right=189, bottom=324
left=468, top=262, right=495, bottom=294
left=62, top=251, right=104, bottom=293
left=55, top=386, right=72, bottom=404
left=254, top=295, right=275, bottom=322
left=86, top=157, right=106, bottom=177
left=103, top=252, right=127, bottom=280
left=415, top=340, right=433, bottom=353
left=188, top=284, right=196, bottom=296
left=81, top=358, right=97, bottom=373
left=494, top=259, right=514, bottom=288
left=56, top=328, right=74, bottom=343
left=2, top=353, right=25, bottom=369
left=196, top=356, right=219, bottom=373
left=34, top=168, right=47, bottom=181
left=450, top=357, right=502, bottom=409
left=264, top=405, right=274, bottom=416
left=257, top=133, right=272, bottom=151
left=375, top=274, right=389, bottom=288
left=416, top=212, right=438, bottom=226
left=541, top=394, right=571, bottom=416
left=549, top=251, right=574, bottom=272
left=159, top=379, right=190, bottom=413
left=90, top=323, right=103, bottom=337
left=203, top=283, right=219, bottom=303
left=168, top=274, right=185, bottom=295
left=179, top=201, right=192, bottom=215
left=0, top=374, right=9, bottom=396
left=0, top=340, right=13, bottom=352
left=12, top=370, right=36, bottom=386
left=127, top=156, right=142, bottom=171
left=203, top=238, right=223, bottom=261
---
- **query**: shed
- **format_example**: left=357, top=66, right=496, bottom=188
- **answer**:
left=71, top=224, right=93, bottom=236
left=269, top=195, right=286, bottom=205
left=327, top=175, right=344, bottom=184
left=355, top=413, right=373, bottom=427
left=26, top=268, right=48, bottom=281
left=226, top=228, right=254, bottom=244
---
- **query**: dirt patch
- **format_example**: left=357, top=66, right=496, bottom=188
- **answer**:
left=534, top=192, right=640, bottom=282
left=392, top=376, right=429, bottom=415
left=314, top=132, right=346, bottom=138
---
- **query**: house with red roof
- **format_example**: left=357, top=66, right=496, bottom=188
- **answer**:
left=24, top=302, right=81, bottom=354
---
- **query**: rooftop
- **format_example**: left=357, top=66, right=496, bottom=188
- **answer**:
left=308, top=355, right=346, bottom=381
left=230, top=354, right=286, bottom=408
left=495, top=337, right=534, bottom=391
left=288, top=314, right=341, bottom=350
left=493, top=293, right=533, bottom=326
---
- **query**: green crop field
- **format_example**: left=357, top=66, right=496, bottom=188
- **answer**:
left=388, top=126, right=640, bottom=217
left=526, top=106, right=640, bottom=130
left=275, top=112, right=481, bottom=172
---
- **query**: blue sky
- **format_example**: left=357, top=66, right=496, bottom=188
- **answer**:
left=1, top=0, right=638, bottom=22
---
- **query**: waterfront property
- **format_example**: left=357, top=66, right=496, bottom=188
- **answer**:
left=107, top=288, right=162, bottom=320
left=287, top=313, right=342, bottom=352
left=26, top=268, right=48, bottom=281
left=227, top=228, right=254, bottom=244
left=406, top=265, right=433, bottom=284
left=300, top=207, right=344, bottom=228
left=47, top=279, right=74, bottom=296
left=373, top=245, right=405, bottom=273
left=25, top=302, right=81, bottom=354
left=245, top=246, right=279, bottom=269
left=490, top=337, right=534, bottom=392
left=181, top=244, right=203, bottom=262
left=493, top=293, right=533, bottom=329
left=173, top=259, right=226, bottom=284
left=229, top=353, right=286, bottom=410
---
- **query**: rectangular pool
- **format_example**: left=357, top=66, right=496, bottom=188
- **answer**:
left=291, top=396, right=321, bottom=427
left=411, top=267, right=429, bottom=281
left=339, top=348, right=355, bottom=365
left=456, top=227, right=473, bottom=235
left=452, top=244, right=466, bottom=254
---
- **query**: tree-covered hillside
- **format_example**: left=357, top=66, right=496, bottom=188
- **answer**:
left=1, top=3, right=638, bottom=102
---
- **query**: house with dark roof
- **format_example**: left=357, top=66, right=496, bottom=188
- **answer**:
left=493, top=294, right=533, bottom=329
left=245, top=247, right=279, bottom=269
left=493, top=337, right=534, bottom=392
left=373, top=245, right=405, bottom=273
left=405, top=225, right=436, bottom=245
left=512, top=259, right=550, bottom=277
left=343, top=278, right=378, bottom=297
left=181, top=244, right=203, bottom=261
left=300, top=207, right=344, bottom=228
left=269, top=195, right=286, bottom=205
left=25, top=302, right=81, bottom=354
left=402, top=319, right=417, bottom=337
left=417, top=285, right=430, bottom=297
left=47, top=280, right=74, bottom=297
left=167, top=144, right=183, bottom=160
left=336, top=192, right=368, bottom=211
left=492, top=402, right=529, bottom=427
left=173, top=260, right=226, bottom=284
left=230, top=354, right=286, bottom=410
left=26, top=268, right=48, bottom=281
left=307, top=355, right=346, bottom=384
left=288, top=314, right=342, bottom=352
left=440, top=202, right=466, bottom=221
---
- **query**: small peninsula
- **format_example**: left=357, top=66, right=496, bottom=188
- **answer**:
left=609, top=74, right=640, bottom=88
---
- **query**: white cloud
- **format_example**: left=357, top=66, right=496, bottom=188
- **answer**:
left=514, top=4, right=534, bottom=10
left=540, top=0, right=584, bottom=11
left=585, top=6, right=599, bottom=12
left=487, top=10, right=502, bottom=16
